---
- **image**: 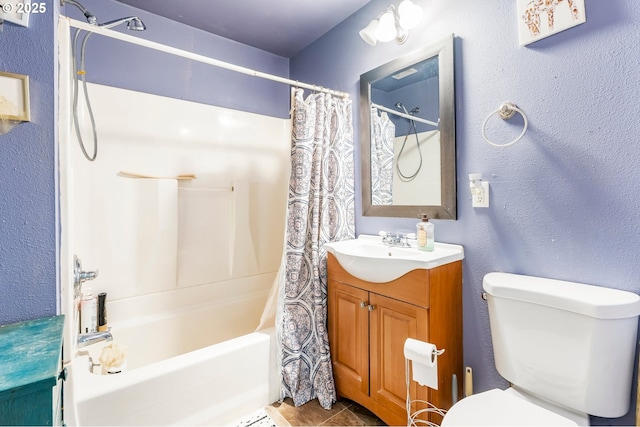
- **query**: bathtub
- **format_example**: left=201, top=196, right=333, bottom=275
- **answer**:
left=64, top=279, right=280, bottom=426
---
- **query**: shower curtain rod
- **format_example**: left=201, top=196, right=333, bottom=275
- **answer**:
left=65, top=17, right=350, bottom=99
left=371, top=102, right=439, bottom=127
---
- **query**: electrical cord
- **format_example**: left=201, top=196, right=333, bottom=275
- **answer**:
left=405, top=358, right=447, bottom=426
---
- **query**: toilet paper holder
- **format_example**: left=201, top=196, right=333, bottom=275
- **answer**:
left=404, top=339, right=447, bottom=426
left=425, top=346, right=445, bottom=364
left=404, top=338, right=444, bottom=369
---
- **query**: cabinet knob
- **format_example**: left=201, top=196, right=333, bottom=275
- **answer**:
left=360, top=301, right=367, bottom=309
left=367, top=304, right=376, bottom=311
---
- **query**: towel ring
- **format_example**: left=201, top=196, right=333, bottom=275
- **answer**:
left=482, top=102, right=528, bottom=147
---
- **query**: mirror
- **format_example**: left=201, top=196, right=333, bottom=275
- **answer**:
left=360, top=34, right=456, bottom=219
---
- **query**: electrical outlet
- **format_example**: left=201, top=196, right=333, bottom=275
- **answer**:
left=472, top=181, right=489, bottom=208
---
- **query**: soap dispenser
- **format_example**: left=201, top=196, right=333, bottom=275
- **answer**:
left=416, top=214, right=434, bottom=251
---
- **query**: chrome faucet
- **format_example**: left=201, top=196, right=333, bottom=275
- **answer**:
left=77, top=330, right=113, bottom=348
left=380, top=231, right=411, bottom=248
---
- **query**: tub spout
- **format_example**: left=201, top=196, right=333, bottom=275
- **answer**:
left=78, top=330, right=112, bottom=348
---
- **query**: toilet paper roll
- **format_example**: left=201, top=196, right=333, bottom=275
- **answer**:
left=404, top=338, right=439, bottom=390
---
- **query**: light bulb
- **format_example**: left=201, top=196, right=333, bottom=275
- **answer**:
left=359, top=19, right=379, bottom=46
left=398, top=0, right=423, bottom=30
left=375, top=9, right=397, bottom=42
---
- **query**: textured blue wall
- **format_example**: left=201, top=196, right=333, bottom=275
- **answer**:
left=292, top=0, right=640, bottom=424
left=0, top=6, right=58, bottom=325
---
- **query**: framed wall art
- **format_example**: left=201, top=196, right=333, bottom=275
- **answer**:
left=0, top=1, right=31, bottom=27
left=0, top=71, right=31, bottom=121
left=518, top=0, right=586, bottom=46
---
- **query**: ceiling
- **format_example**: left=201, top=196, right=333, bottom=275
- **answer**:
left=115, top=0, right=371, bottom=58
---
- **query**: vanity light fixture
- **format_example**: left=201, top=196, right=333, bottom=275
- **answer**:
left=469, top=173, right=489, bottom=208
left=359, top=0, right=424, bottom=46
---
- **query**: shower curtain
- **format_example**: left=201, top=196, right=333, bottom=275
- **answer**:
left=370, top=108, right=395, bottom=205
left=279, top=89, right=355, bottom=409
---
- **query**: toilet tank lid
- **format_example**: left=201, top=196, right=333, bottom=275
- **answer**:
left=483, top=272, right=640, bottom=319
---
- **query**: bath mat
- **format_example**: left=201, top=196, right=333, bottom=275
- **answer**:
left=235, top=408, right=277, bottom=427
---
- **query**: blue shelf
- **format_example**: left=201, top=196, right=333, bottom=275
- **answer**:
left=0, top=315, right=65, bottom=426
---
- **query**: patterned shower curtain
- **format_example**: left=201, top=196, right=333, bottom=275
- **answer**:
left=370, top=108, right=395, bottom=205
left=279, top=89, right=355, bottom=409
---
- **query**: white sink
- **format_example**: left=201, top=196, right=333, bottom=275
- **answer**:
left=324, top=235, right=464, bottom=283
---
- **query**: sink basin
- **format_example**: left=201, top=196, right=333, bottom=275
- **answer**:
left=324, top=235, right=464, bottom=283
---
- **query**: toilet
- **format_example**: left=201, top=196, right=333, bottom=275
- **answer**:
left=442, top=272, right=640, bottom=426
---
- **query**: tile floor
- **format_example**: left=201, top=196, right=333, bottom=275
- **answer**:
left=264, top=398, right=387, bottom=426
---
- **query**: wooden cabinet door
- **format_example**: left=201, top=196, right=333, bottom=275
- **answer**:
left=369, top=293, right=429, bottom=422
left=328, top=279, right=370, bottom=398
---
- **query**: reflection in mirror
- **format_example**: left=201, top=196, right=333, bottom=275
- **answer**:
left=371, top=55, right=440, bottom=206
left=360, top=34, right=456, bottom=219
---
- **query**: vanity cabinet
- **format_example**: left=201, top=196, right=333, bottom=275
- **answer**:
left=327, top=254, right=462, bottom=426
left=0, top=315, right=65, bottom=426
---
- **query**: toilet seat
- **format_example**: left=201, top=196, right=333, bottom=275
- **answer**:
left=441, top=389, right=578, bottom=426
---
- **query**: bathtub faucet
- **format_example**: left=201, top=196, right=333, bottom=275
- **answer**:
left=78, top=330, right=112, bottom=348
left=73, top=255, right=99, bottom=300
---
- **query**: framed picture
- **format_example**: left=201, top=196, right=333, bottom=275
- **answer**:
left=518, top=0, right=586, bottom=46
left=0, top=1, right=31, bottom=27
left=0, top=71, right=30, bottom=121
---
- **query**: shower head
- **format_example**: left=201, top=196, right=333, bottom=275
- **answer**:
left=61, top=0, right=98, bottom=25
left=61, top=0, right=146, bottom=31
left=395, top=102, right=409, bottom=115
left=100, top=16, right=146, bottom=31
left=127, top=17, right=146, bottom=31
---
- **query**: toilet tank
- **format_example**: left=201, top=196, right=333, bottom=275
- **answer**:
left=484, top=272, right=640, bottom=418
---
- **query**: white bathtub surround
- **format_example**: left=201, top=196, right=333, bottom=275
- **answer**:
left=59, top=17, right=290, bottom=424
left=278, top=89, right=355, bottom=409
left=105, top=274, right=273, bottom=368
left=177, top=182, right=234, bottom=287
left=67, top=82, right=290, bottom=304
